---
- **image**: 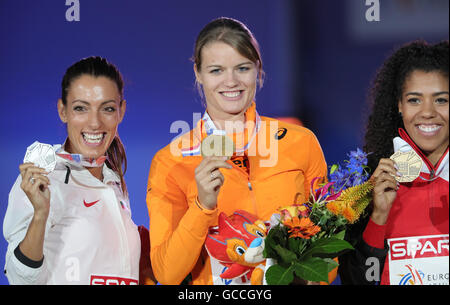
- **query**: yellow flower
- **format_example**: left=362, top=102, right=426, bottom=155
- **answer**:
left=327, top=181, right=373, bottom=223
left=278, top=204, right=309, bottom=222
left=337, top=181, right=373, bottom=204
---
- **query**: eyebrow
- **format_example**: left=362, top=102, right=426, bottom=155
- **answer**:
left=71, top=99, right=117, bottom=105
left=206, top=61, right=254, bottom=69
left=405, top=91, right=449, bottom=97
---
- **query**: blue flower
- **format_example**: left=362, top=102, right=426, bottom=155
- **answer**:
left=328, top=148, right=370, bottom=192
left=347, top=148, right=368, bottom=167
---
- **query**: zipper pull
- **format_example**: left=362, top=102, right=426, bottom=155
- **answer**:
left=248, top=181, right=253, bottom=191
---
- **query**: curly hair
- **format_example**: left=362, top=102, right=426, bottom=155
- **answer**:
left=363, top=40, right=449, bottom=172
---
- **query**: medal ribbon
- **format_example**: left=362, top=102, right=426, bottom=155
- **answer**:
left=397, top=128, right=449, bottom=181
left=55, top=147, right=107, bottom=168
left=200, top=102, right=261, bottom=156
left=181, top=102, right=261, bottom=157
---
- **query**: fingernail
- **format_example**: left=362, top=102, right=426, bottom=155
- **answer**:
left=396, top=171, right=403, bottom=177
left=394, top=164, right=399, bottom=170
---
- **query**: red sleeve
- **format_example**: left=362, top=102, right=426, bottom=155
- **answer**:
left=362, top=218, right=386, bottom=249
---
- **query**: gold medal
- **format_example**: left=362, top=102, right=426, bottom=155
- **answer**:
left=389, top=150, right=423, bottom=183
left=201, top=134, right=235, bottom=158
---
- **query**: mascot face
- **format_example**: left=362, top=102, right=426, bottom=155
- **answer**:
left=205, top=210, right=268, bottom=280
left=225, top=220, right=267, bottom=266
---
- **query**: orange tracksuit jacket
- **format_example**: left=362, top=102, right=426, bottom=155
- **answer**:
left=146, top=105, right=335, bottom=285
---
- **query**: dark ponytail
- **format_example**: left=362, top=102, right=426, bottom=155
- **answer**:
left=61, top=56, right=128, bottom=196
left=106, top=135, right=128, bottom=197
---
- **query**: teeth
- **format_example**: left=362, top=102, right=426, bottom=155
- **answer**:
left=418, top=125, right=440, bottom=132
left=83, top=133, right=104, bottom=143
left=221, top=91, right=241, bottom=98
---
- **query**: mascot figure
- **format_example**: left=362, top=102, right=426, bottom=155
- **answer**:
left=205, top=210, right=268, bottom=285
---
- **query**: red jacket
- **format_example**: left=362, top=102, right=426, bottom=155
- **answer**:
left=363, top=129, right=449, bottom=285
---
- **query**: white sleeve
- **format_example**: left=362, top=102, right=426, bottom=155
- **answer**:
left=3, top=175, right=50, bottom=285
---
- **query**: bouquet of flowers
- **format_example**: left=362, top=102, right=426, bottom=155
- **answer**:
left=263, top=148, right=373, bottom=284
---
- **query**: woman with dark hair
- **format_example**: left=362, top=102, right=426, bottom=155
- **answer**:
left=146, top=17, right=333, bottom=285
left=339, top=41, right=449, bottom=285
left=3, top=56, right=141, bottom=284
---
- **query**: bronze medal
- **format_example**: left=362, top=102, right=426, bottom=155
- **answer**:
left=389, top=150, right=423, bottom=183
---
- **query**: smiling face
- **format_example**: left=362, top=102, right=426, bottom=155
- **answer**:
left=57, top=75, right=126, bottom=159
left=398, top=70, right=449, bottom=164
left=195, top=41, right=258, bottom=127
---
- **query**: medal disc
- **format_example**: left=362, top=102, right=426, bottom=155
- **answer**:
left=201, top=134, right=235, bottom=158
left=389, top=150, right=423, bottom=183
left=23, top=141, right=56, bottom=173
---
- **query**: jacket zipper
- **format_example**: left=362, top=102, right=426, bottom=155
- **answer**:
left=229, top=158, right=258, bottom=215
left=247, top=158, right=258, bottom=216
left=107, top=188, right=131, bottom=276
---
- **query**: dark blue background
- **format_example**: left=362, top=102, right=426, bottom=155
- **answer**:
left=0, top=0, right=448, bottom=285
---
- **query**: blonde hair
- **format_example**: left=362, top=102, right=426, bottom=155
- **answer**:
left=193, top=17, right=265, bottom=91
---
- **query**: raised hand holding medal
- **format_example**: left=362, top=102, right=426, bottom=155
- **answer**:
left=23, top=141, right=57, bottom=173
left=369, top=149, right=423, bottom=226
left=195, top=134, right=234, bottom=210
left=20, top=142, right=54, bottom=217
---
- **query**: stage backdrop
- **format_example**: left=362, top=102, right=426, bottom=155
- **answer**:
left=0, top=0, right=448, bottom=285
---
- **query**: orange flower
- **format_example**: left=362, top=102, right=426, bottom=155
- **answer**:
left=342, top=204, right=358, bottom=223
left=283, top=217, right=321, bottom=239
left=326, top=200, right=343, bottom=215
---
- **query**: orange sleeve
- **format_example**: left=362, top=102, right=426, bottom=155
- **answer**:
left=304, top=129, right=328, bottom=193
left=146, top=149, right=217, bottom=285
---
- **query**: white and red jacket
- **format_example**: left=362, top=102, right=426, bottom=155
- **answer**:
left=363, top=129, right=449, bottom=285
left=3, top=144, right=140, bottom=285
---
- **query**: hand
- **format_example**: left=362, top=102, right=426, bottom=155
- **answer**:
left=194, top=156, right=232, bottom=210
left=369, top=158, right=400, bottom=225
left=19, top=163, right=51, bottom=219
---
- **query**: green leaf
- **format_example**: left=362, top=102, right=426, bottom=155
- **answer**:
left=274, top=244, right=297, bottom=264
left=333, top=230, right=346, bottom=240
left=263, top=225, right=288, bottom=260
left=323, top=258, right=339, bottom=272
left=265, top=264, right=295, bottom=285
left=263, top=243, right=279, bottom=260
left=330, top=164, right=339, bottom=174
left=288, top=237, right=301, bottom=253
left=301, top=237, right=354, bottom=259
left=294, top=257, right=330, bottom=283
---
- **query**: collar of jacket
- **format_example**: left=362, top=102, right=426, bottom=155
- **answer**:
left=56, top=139, right=107, bottom=168
left=181, top=101, right=261, bottom=157
left=53, top=142, right=121, bottom=187
left=395, top=128, right=449, bottom=177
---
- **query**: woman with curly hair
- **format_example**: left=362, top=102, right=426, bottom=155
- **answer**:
left=339, top=40, right=449, bottom=285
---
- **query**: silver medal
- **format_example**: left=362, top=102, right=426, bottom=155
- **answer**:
left=23, top=141, right=57, bottom=173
